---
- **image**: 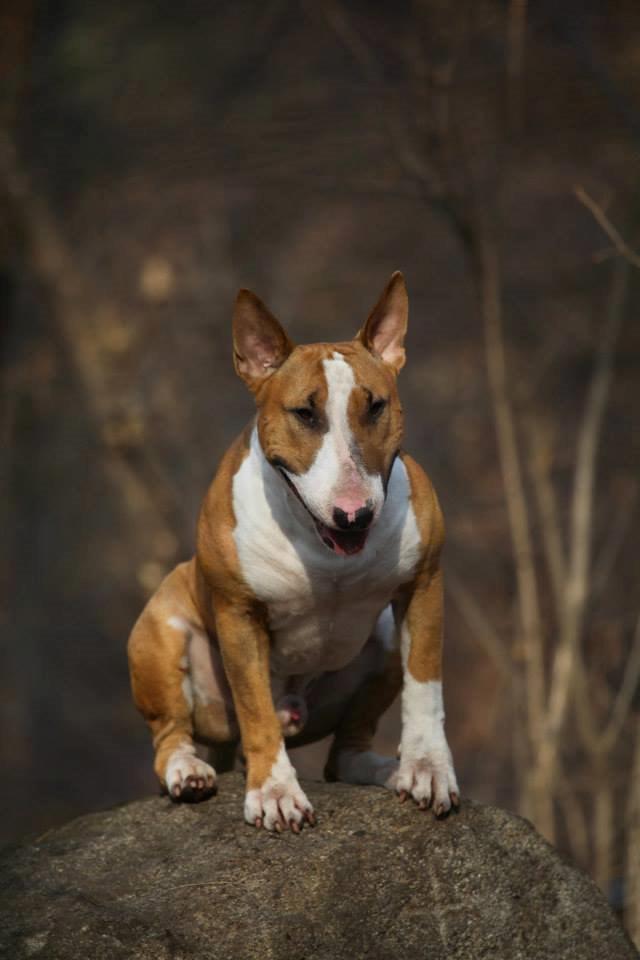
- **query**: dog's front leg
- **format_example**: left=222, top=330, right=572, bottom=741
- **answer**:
left=214, top=594, right=315, bottom=832
left=395, top=566, right=460, bottom=815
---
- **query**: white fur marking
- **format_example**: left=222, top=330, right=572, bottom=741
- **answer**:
left=374, top=605, right=396, bottom=653
left=282, top=352, right=384, bottom=528
left=165, top=742, right=216, bottom=794
left=181, top=675, right=194, bottom=711
left=233, top=432, right=422, bottom=675
left=167, top=617, right=195, bottom=710
left=244, top=742, right=313, bottom=830
left=397, top=625, right=458, bottom=809
left=167, top=615, right=219, bottom=709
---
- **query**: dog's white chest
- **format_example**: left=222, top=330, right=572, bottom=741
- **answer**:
left=232, top=431, right=422, bottom=674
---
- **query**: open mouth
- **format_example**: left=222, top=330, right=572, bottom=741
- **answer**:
left=312, top=520, right=369, bottom=556
left=278, top=469, right=370, bottom=557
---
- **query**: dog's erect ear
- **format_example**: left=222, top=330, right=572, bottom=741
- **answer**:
left=233, top=289, right=294, bottom=391
left=357, top=271, right=408, bottom=374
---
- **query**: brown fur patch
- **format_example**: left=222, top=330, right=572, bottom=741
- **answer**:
left=254, top=339, right=403, bottom=486
left=128, top=560, right=235, bottom=784
left=195, top=424, right=283, bottom=786
left=343, top=341, right=404, bottom=483
left=396, top=454, right=446, bottom=684
left=211, top=593, right=283, bottom=789
left=255, top=344, right=331, bottom=475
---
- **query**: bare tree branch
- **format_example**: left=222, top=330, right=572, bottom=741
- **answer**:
left=524, top=415, right=567, bottom=615
left=592, top=479, right=638, bottom=598
left=575, top=186, right=640, bottom=270
left=593, top=775, right=614, bottom=896
left=556, top=768, right=590, bottom=867
left=445, top=566, right=511, bottom=677
left=576, top=611, right=640, bottom=756
left=475, top=213, right=547, bottom=745
left=599, top=612, right=640, bottom=751
left=546, top=258, right=628, bottom=749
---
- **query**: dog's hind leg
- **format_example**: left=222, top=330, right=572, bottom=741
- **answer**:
left=323, top=606, right=402, bottom=788
left=128, top=560, right=237, bottom=801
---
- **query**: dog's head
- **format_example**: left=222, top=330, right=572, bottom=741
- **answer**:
left=232, top=272, right=408, bottom=557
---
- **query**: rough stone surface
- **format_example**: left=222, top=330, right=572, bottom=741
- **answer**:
left=0, top=773, right=635, bottom=960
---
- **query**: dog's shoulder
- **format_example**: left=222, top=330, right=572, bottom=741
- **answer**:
left=398, top=452, right=445, bottom=571
left=196, top=421, right=254, bottom=599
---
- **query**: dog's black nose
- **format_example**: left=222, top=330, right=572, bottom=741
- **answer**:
left=333, top=504, right=374, bottom=531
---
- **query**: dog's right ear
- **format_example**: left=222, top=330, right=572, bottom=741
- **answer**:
left=232, top=289, right=294, bottom=392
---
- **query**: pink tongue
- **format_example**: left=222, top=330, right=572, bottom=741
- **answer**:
left=317, top=522, right=368, bottom=556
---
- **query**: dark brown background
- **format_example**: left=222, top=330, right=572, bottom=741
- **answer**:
left=1, top=0, right=639, bottom=939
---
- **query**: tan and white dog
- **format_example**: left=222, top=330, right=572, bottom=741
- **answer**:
left=128, top=271, right=459, bottom=832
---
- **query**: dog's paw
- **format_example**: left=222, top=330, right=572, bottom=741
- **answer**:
left=165, top=745, right=216, bottom=802
left=394, top=751, right=459, bottom=816
left=244, top=745, right=315, bottom=832
left=244, top=780, right=315, bottom=833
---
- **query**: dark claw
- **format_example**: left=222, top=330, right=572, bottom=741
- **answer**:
left=397, top=790, right=408, bottom=803
left=274, top=821, right=283, bottom=833
left=451, top=792, right=460, bottom=808
left=255, top=817, right=262, bottom=829
left=290, top=820, right=301, bottom=834
left=418, top=797, right=430, bottom=810
left=304, top=809, right=316, bottom=827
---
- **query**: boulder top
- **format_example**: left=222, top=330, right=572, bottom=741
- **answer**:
left=0, top=773, right=635, bottom=960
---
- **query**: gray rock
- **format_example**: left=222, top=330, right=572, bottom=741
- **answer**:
left=0, top=773, right=635, bottom=959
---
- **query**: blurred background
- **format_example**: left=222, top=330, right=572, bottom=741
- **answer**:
left=1, top=0, right=639, bottom=944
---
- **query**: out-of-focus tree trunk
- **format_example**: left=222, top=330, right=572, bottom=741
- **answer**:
left=593, top=762, right=613, bottom=898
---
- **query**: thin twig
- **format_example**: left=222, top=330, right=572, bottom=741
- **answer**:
left=524, top=415, right=566, bottom=616
left=556, top=768, right=590, bottom=867
left=547, top=258, right=628, bottom=758
left=599, top=611, right=640, bottom=752
left=574, top=186, right=640, bottom=269
left=591, top=480, right=638, bottom=598
left=445, top=566, right=511, bottom=677
left=475, top=212, right=547, bottom=749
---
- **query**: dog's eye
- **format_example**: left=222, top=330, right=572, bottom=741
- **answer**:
left=368, top=397, right=387, bottom=420
left=292, top=407, right=316, bottom=426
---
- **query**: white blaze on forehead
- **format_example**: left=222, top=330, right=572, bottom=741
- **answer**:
left=319, top=351, right=357, bottom=482
left=325, top=351, right=356, bottom=433
left=287, top=351, right=383, bottom=525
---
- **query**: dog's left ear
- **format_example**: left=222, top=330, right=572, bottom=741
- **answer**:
left=357, top=271, right=408, bottom=374
left=233, top=289, right=294, bottom=392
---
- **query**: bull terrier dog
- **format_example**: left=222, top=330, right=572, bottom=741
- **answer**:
left=128, top=272, right=459, bottom=832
